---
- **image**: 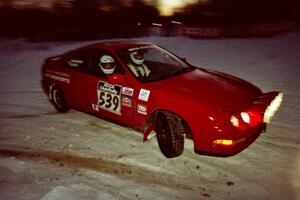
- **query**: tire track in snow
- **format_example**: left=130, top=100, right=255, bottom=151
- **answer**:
left=0, top=112, right=60, bottom=119
left=0, top=146, right=202, bottom=194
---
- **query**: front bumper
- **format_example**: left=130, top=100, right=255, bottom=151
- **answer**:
left=194, top=91, right=283, bottom=157
left=195, top=124, right=265, bottom=157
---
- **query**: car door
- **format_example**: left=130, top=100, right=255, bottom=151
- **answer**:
left=65, top=48, right=138, bottom=126
left=62, top=49, right=100, bottom=112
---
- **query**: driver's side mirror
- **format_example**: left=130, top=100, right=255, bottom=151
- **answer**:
left=107, top=73, right=124, bottom=84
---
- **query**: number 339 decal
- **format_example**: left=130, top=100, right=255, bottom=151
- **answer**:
left=97, top=81, right=122, bottom=115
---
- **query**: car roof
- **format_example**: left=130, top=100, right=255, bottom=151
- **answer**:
left=82, top=40, right=153, bottom=51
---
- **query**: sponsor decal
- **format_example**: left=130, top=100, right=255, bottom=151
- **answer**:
left=121, top=95, right=132, bottom=108
left=45, top=73, right=70, bottom=84
left=122, top=87, right=134, bottom=96
left=97, top=81, right=122, bottom=115
left=45, top=70, right=70, bottom=78
left=138, top=89, right=151, bottom=102
left=137, top=104, right=147, bottom=115
left=128, top=46, right=151, bottom=52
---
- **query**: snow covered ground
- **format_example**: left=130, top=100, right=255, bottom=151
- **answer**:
left=0, top=32, right=300, bottom=200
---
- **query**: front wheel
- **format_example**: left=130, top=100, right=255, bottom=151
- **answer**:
left=155, top=111, right=184, bottom=158
left=49, top=85, right=70, bottom=113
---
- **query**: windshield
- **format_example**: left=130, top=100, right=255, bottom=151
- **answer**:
left=117, top=45, right=194, bottom=82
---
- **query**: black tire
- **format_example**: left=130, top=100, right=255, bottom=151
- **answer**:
left=49, top=85, right=70, bottom=113
left=155, top=111, right=184, bottom=158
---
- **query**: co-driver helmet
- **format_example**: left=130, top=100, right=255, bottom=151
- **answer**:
left=130, top=50, right=144, bottom=65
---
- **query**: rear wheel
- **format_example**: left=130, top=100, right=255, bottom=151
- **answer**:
left=155, top=111, right=184, bottom=158
left=49, top=85, right=70, bottom=113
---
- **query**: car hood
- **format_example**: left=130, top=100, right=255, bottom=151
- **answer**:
left=147, top=68, right=262, bottom=111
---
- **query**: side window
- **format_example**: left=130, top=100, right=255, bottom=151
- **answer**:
left=85, top=49, right=125, bottom=77
left=65, top=50, right=105, bottom=77
left=66, top=53, right=85, bottom=69
left=65, top=49, right=124, bottom=78
left=83, top=50, right=106, bottom=78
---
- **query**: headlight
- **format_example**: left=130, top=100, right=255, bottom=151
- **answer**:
left=263, top=92, right=283, bottom=123
left=241, top=112, right=250, bottom=124
left=230, top=93, right=283, bottom=128
left=230, top=115, right=239, bottom=127
left=231, top=112, right=252, bottom=129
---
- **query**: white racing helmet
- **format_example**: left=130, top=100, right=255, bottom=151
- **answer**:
left=130, top=50, right=144, bottom=65
left=100, top=55, right=115, bottom=75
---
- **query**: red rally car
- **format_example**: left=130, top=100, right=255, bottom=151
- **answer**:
left=41, top=41, right=283, bottom=158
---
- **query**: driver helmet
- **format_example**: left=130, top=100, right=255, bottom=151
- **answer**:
left=130, top=50, right=144, bottom=65
left=100, top=55, right=115, bottom=75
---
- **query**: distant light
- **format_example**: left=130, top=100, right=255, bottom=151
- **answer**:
left=171, top=20, right=182, bottom=25
left=158, top=0, right=203, bottom=16
left=137, top=22, right=141, bottom=26
left=152, top=23, right=163, bottom=27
